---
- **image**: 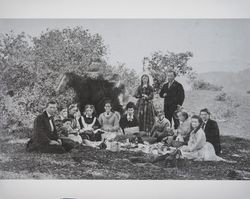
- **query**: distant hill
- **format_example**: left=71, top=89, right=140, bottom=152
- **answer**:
left=198, top=68, right=250, bottom=93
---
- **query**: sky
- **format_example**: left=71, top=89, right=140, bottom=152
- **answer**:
left=0, top=19, right=250, bottom=74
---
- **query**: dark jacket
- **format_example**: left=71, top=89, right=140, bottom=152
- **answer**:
left=159, top=80, right=185, bottom=107
left=119, top=114, right=139, bottom=134
left=27, top=111, right=58, bottom=150
left=204, top=119, right=221, bottom=155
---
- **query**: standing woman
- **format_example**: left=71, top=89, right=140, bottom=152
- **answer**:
left=134, top=74, right=155, bottom=132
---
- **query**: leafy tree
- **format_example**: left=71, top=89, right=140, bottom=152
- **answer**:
left=0, top=27, right=139, bottom=129
left=106, top=63, right=140, bottom=95
left=143, top=51, right=194, bottom=92
left=0, top=31, right=35, bottom=93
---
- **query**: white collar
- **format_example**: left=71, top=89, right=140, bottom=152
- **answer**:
left=85, top=115, right=93, bottom=118
left=105, top=112, right=112, bottom=116
left=168, top=80, right=175, bottom=85
left=46, top=111, right=52, bottom=118
left=127, top=114, right=134, bottom=121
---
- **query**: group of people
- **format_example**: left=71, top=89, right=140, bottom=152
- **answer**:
left=26, top=70, right=223, bottom=162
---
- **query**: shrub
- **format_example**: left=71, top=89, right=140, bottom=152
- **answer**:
left=193, top=79, right=223, bottom=91
left=143, top=51, right=194, bottom=92
left=215, top=92, right=227, bottom=101
left=0, top=28, right=141, bottom=132
left=221, top=109, right=235, bottom=118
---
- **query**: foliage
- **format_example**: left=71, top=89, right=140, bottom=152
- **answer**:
left=0, top=27, right=138, bottom=129
left=215, top=92, right=227, bottom=101
left=143, top=51, right=194, bottom=92
left=193, top=79, right=223, bottom=91
left=111, top=63, right=140, bottom=95
left=0, top=31, right=35, bottom=92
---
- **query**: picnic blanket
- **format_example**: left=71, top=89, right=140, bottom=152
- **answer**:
left=106, top=140, right=177, bottom=156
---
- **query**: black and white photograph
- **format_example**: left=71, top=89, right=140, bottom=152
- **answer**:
left=1, top=18, right=250, bottom=180
left=0, top=0, right=250, bottom=198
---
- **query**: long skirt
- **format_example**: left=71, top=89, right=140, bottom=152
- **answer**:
left=180, top=142, right=224, bottom=161
left=136, top=99, right=155, bottom=132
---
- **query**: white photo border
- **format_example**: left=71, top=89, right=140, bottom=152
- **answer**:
left=0, top=0, right=250, bottom=199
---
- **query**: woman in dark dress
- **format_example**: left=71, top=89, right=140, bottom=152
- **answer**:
left=134, top=74, right=155, bottom=133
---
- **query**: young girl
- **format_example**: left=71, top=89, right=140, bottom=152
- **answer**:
left=180, top=115, right=228, bottom=161
left=68, top=104, right=80, bottom=130
left=174, top=110, right=191, bottom=143
left=58, top=118, right=82, bottom=145
left=98, top=100, right=121, bottom=140
left=79, top=104, right=102, bottom=147
left=151, top=110, right=173, bottom=142
left=134, top=74, right=155, bottom=132
left=54, top=107, right=68, bottom=129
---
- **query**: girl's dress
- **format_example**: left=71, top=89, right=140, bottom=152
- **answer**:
left=180, top=128, right=224, bottom=161
left=98, top=112, right=121, bottom=140
left=134, top=85, right=155, bottom=132
left=78, top=115, right=102, bottom=141
left=175, top=118, right=191, bottom=143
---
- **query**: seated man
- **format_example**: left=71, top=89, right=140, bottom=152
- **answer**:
left=200, top=108, right=221, bottom=155
left=119, top=102, right=139, bottom=135
left=26, top=101, right=68, bottom=153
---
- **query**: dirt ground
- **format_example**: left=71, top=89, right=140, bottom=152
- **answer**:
left=0, top=90, right=250, bottom=180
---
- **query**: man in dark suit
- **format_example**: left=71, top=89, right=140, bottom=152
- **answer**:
left=26, top=101, right=69, bottom=153
left=200, top=108, right=221, bottom=155
left=159, top=70, right=185, bottom=129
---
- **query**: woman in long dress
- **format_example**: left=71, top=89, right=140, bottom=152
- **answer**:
left=134, top=74, right=155, bottom=133
left=180, top=115, right=227, bottom=161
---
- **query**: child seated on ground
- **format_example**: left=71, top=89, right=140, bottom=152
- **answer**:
left=78, top=104, right=103, bottom=147
left=174, top=110, right=190, bottom=143
left=54, top=107, right=68, bottom=129
left=58, top=118, right=82, bottom=150
left=98, top=100, right=121, bottom=140
left=150, top=110, right=173, bottom=142
left=119, top=102, right=139, bottom=135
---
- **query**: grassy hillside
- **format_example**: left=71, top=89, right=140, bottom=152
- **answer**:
left=153, top=90, right=250, bottom=139
left=198, top=68, right=250, bottom=93
left=0, top=89, right=250, bottom=179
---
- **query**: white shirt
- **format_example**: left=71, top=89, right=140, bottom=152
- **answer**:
left=168, top=80, right=175, bottom=88
left=202, top=120, right=208, bottom=130
left=127, top=114, right=134, bottom=122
